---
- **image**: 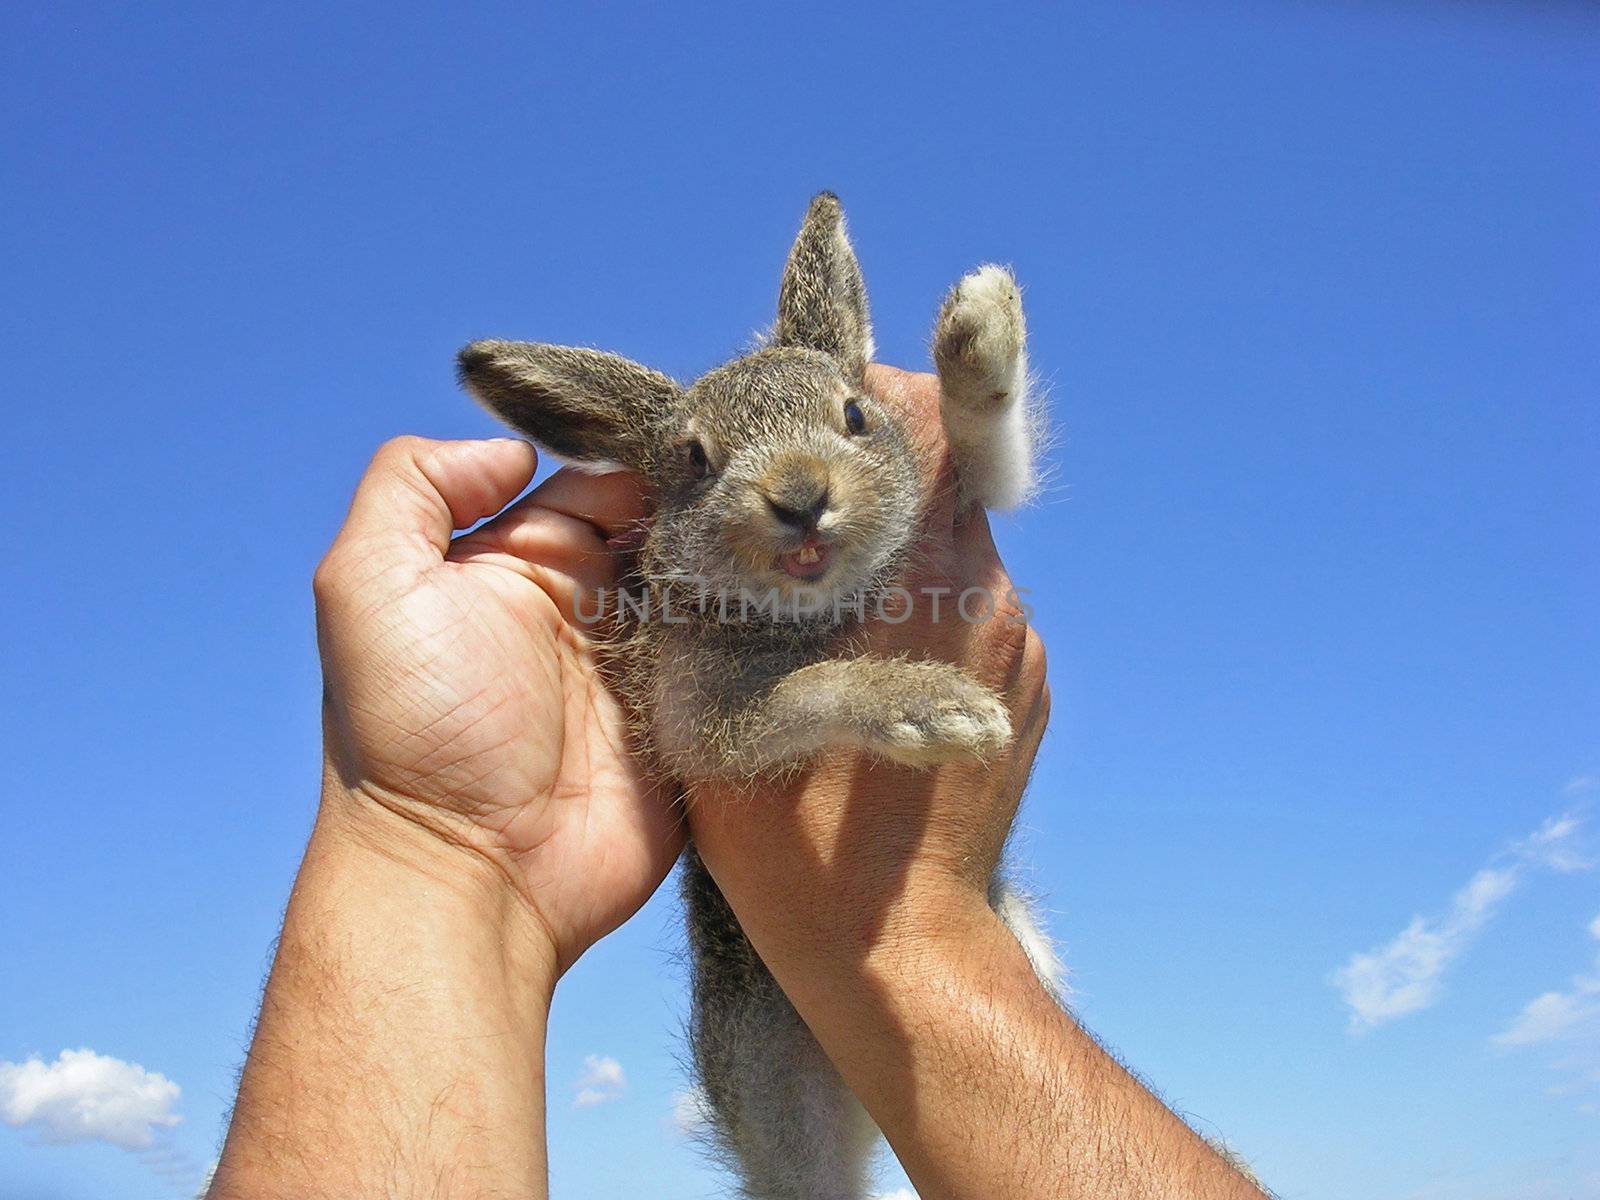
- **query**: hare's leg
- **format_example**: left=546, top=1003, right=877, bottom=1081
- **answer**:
left=933, top=265, right=1036, bottom=510
left=683, top=849, right=880, bottom=1200
left=989, top=874, right=1067, bottom=1000
left=665, top=656, right=1012, bottom=779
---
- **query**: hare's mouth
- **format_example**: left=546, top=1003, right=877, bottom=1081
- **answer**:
left=777, top=537, right=832, bottom=581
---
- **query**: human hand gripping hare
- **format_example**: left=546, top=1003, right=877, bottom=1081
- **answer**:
left=208, top=195, right=1269, bottom=1200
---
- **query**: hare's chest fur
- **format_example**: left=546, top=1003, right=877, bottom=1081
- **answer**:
left=624, top=606, right=841, bottom=777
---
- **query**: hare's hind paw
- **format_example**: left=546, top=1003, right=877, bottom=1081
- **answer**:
left=934, top=264, right=1027, bottom=411
left=870, top=677, right=1013, bottom=767
left=933, top=265, right=1035, bottom=511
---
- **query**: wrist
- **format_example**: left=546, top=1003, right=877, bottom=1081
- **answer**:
left=314, top=771, right=562, bottom=999
left=212, top=780, right=558, bottom=1198
left=718, top=879, right=1086, bottom=1200
left=717, top=850, right=996, bottom=990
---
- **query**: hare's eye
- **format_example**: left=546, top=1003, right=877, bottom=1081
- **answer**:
left=684, top=439, right=710, bottom=478
left=843, top=399, right=866, bottom=435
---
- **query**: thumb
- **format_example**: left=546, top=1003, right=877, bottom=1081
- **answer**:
left=334, top=436, right=539, bottom=560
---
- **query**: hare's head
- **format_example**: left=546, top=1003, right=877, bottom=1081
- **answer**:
left=459, top=193, right=920, bottom=603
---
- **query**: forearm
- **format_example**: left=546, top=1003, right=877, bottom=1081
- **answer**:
left=209, top=782, right=558, bottom=1200
left=740, top=883, right=1266, bottom=1200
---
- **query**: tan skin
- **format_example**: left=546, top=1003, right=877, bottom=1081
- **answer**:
left=209, top=366, right=1265, bottom=1199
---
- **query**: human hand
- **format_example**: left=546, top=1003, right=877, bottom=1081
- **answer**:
left=686, top=371, right=1263, bottom=1200
left=313, top=437, right=683, bottom=974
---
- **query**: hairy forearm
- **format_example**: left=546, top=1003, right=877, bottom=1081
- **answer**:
left=743, top=886, right=1266, bottom=1200
left=209, top=784, right=558, bottom=1200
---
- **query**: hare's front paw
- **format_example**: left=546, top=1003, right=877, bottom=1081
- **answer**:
left=934, top=264, right=1026, bottom=411
left=869, top=676, right=1012, bottom=767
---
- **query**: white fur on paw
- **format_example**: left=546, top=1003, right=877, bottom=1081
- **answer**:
left=873, top=687, right=1012, bottom=767
left=934, top=264, right=1037, bottom=511
left=936, top=264, right=1026, bottom=403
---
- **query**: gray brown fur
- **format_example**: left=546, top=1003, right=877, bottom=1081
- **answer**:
left=459, top=193, right=1051, bottom=1199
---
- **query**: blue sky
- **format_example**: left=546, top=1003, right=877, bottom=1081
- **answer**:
left=2, top=2, right=1596, bottom=1197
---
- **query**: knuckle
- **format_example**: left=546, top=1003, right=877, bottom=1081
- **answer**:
left=310, top=550, right=348, bottom=605
left=1023, top=626, right=1047, bottom=671
left=374, top=434, right=431, bottom=468
left=1021, top=627, right=1049, bottom=689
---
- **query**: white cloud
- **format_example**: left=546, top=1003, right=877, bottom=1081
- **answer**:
left=1331, top=807, right=1590, bottom=1032
left=1515, top=811, right=1594, bottom=873
left=1493, top=913, right=1600, bottom=1050
left=1494, top=990, right=1600, bottom=1048
left=573, top=1054, right=626, bottom=1108
left=875, top=1190, right=919, bottom=1200
left=1491, top=913, right=1600, bottom=1111
left=1332, top=866, right=1518, bottom=1031
left=0, top=1048, right=181, bottom=1150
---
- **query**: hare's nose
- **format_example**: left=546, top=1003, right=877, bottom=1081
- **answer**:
left=763, top=478, right=831, bottom=532
left=765, top=487, right=830, bottom=532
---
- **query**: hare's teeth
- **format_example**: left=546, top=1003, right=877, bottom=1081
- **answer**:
left=796, top=546, right=821, bottom=565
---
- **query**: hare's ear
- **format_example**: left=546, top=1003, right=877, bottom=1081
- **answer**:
left=457, top=340, right=680, bottom=469
left=771, top=192, right=874, bottom=380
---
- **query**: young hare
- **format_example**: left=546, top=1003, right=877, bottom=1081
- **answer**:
left=459, top=193, right=1058, bottom=1200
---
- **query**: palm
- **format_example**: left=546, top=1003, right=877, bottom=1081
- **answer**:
left=317, top=441, right=680, bottom=962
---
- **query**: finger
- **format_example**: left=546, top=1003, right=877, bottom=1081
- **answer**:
left=865, top=363, right=953, bottom=502
left=1002, top=669, right=1051, bottom=805
left=467, top=465, right=649, bottom=552
left=451, top=504, right=620, bottom=596
left=449, top=465, right=650, bottom=619
left=522, top=466, right=650, bottom=541
left=454, top=464, right=647, bottom=564
left=336, top=437, right=538, bottom=560
left=864, top=362, right=938, bottom=425
left=951, top=505, right=1014, bottom=592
